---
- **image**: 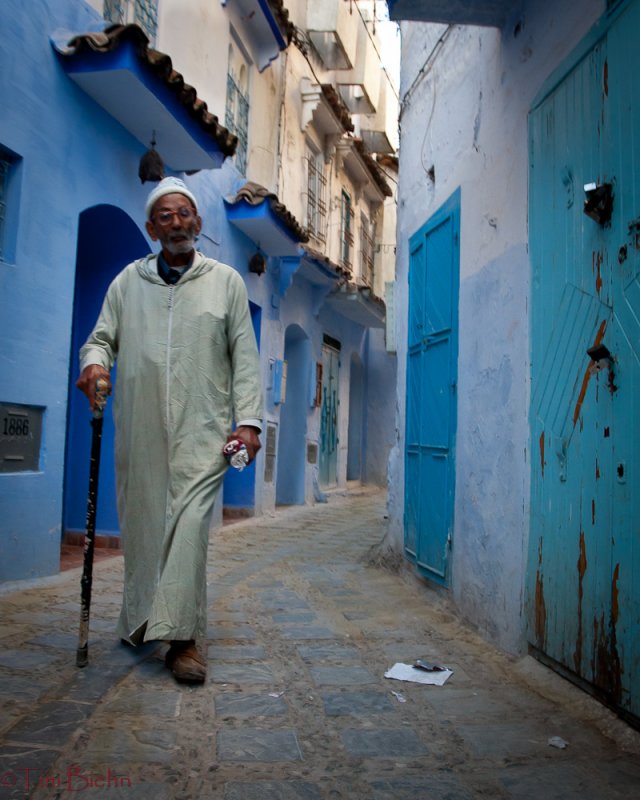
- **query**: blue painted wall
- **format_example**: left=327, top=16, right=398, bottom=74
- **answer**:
left=0, top=0, right=157, bottom=580
left=0, top=0, right=271, bottom=580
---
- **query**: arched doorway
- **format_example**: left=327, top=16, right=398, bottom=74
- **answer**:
left=276, top=324, right=311, bottom=505
left=63, top=205, right=148, bottom=545
left=347, top=353, right=365, bottom=481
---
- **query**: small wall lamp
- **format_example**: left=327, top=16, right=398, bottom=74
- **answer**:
left=249, top=250, right=266, bottom=275
left=138, top=133, right=164, bottom=184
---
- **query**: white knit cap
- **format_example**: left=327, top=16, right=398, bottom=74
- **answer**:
left=145, top=177, right=198, bottom=219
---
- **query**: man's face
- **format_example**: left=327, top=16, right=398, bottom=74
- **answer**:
left=146, top=192, right=202, bottom=257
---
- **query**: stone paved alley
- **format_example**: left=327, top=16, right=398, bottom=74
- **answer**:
left=0, top=488, right=639, bottom=799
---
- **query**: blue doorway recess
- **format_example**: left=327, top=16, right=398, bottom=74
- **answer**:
left=222, top=301, right=261, bottom=512
left=347, top=352, right=365, bottom=481
left=275, top=324, right=310, bottom=505
left=63, top=205, right=149, bottom=541
left=319, top=338, right=340, bottom=488
left=404, top=190, right=460, bottom=586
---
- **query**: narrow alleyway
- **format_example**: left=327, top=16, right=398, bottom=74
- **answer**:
left=0, top=488, right=638, bottom=799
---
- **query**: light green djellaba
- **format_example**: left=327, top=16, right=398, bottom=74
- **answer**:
left=80, top=253, right=262, bottom=644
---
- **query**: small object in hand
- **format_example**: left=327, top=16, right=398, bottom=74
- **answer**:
left=223, top=439, right=249, bottom=471
left=413, top=659, right=446, bottom=672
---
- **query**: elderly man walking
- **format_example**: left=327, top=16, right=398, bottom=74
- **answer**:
left=76, top=177, right=262, bottom=683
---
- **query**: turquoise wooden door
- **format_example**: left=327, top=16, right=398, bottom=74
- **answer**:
left=319, top=341, right=340, bottom=488
left=528, top=0, right=640, bottom=722
left=405, top=191, right=460, bottom=585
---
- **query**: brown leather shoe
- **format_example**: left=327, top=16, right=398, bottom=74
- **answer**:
left=165, top=640, right=207, bottom=684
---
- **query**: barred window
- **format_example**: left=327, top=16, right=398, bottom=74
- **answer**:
left=340, top=190, right=354, bottom=273
left=104, top=0, right=157, bottom=43
left=104, top=0, right=126, bottom=23
left=0, top=147, right=21, bottom=264
left=225, top=61, right=250, bottom=176
left=360, top=213, right=375, bottom=288
left=306, top=147, right=327, bottom=244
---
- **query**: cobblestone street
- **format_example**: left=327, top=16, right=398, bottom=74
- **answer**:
left=1, top=488, right=639, bottom=799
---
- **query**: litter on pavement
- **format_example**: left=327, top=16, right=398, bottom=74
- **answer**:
left=384, top=662, right=453, bottom=686
left=548, top=736, right=569, bottom=749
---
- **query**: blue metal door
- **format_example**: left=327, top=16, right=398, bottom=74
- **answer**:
left=319, top=341, right=340, bottom=488
left=528, top=0, right=640, bottom=722
left=405, top=192, right=460, bottom=585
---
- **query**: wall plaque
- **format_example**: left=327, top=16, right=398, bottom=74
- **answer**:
left=0, top=403, right=43, bottom=472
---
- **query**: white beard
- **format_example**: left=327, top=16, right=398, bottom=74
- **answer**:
left=165, top=228, right=197, bottom=255
left=165, top=237, right=195, bottom=255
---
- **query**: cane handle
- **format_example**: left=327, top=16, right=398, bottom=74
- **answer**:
left=93, top=378, right=109, bottom=420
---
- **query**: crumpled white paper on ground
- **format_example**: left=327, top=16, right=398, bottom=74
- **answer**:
left=384, top=662, right=453, bottom=686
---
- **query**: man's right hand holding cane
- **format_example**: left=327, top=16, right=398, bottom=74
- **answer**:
left=77, top=364, right=112, bottom=411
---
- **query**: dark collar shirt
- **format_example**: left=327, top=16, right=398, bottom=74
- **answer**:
left=157, top=252, right=194, bottom=285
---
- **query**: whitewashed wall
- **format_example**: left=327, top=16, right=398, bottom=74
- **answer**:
left=388, top=0, right=606, bottom=654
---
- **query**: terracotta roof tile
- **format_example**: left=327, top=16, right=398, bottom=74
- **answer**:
left=266, top=0, right=296, bottom=43
left=62, top=24, right=238, bottom=158
left=303, top=245, right=349, bottom=278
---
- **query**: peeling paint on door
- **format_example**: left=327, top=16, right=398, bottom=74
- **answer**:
left=527, top=1, right=639, bottom=724
left=574, top=531, right=587, bottom=673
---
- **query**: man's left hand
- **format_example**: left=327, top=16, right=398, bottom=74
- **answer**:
left=229, top=426, right=261, bottom=464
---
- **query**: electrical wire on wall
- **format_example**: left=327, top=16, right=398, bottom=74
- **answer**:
left=400, top=24, right=454, bottom=119
left=420, top=78, right=438, bottom=180
left=395, top=24, right=456, bottom=181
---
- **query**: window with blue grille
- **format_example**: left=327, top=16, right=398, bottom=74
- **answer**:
left=104, top=0, right=126, bottom=23
left=104, top=0, right=157, bottom=43
left=225, top=64, right=250, bottom=176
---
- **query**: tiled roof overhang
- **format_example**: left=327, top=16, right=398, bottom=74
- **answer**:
left=278, top=246, right=345, bottom=297
left=266, top=0, right=296, bottom=43
left=224, top=181, right=309, bottom=257
left=336, top=137, right=393, bottom=204
left=52, top=24, right=236, bottom=171
left=320, top=85, right=355, bottom=133
left=324, top=282, right=386, bottom=328
left=354, top=139, right=393, bottom=198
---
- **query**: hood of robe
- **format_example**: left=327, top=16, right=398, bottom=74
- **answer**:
left=135, top=251, right=215, bottom=285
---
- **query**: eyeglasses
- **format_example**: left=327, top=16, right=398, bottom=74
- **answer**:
left=152, top=207, right=196, bottom=225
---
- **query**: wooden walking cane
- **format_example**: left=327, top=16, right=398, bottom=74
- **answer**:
left=76, top=378, right=109, bottom=668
